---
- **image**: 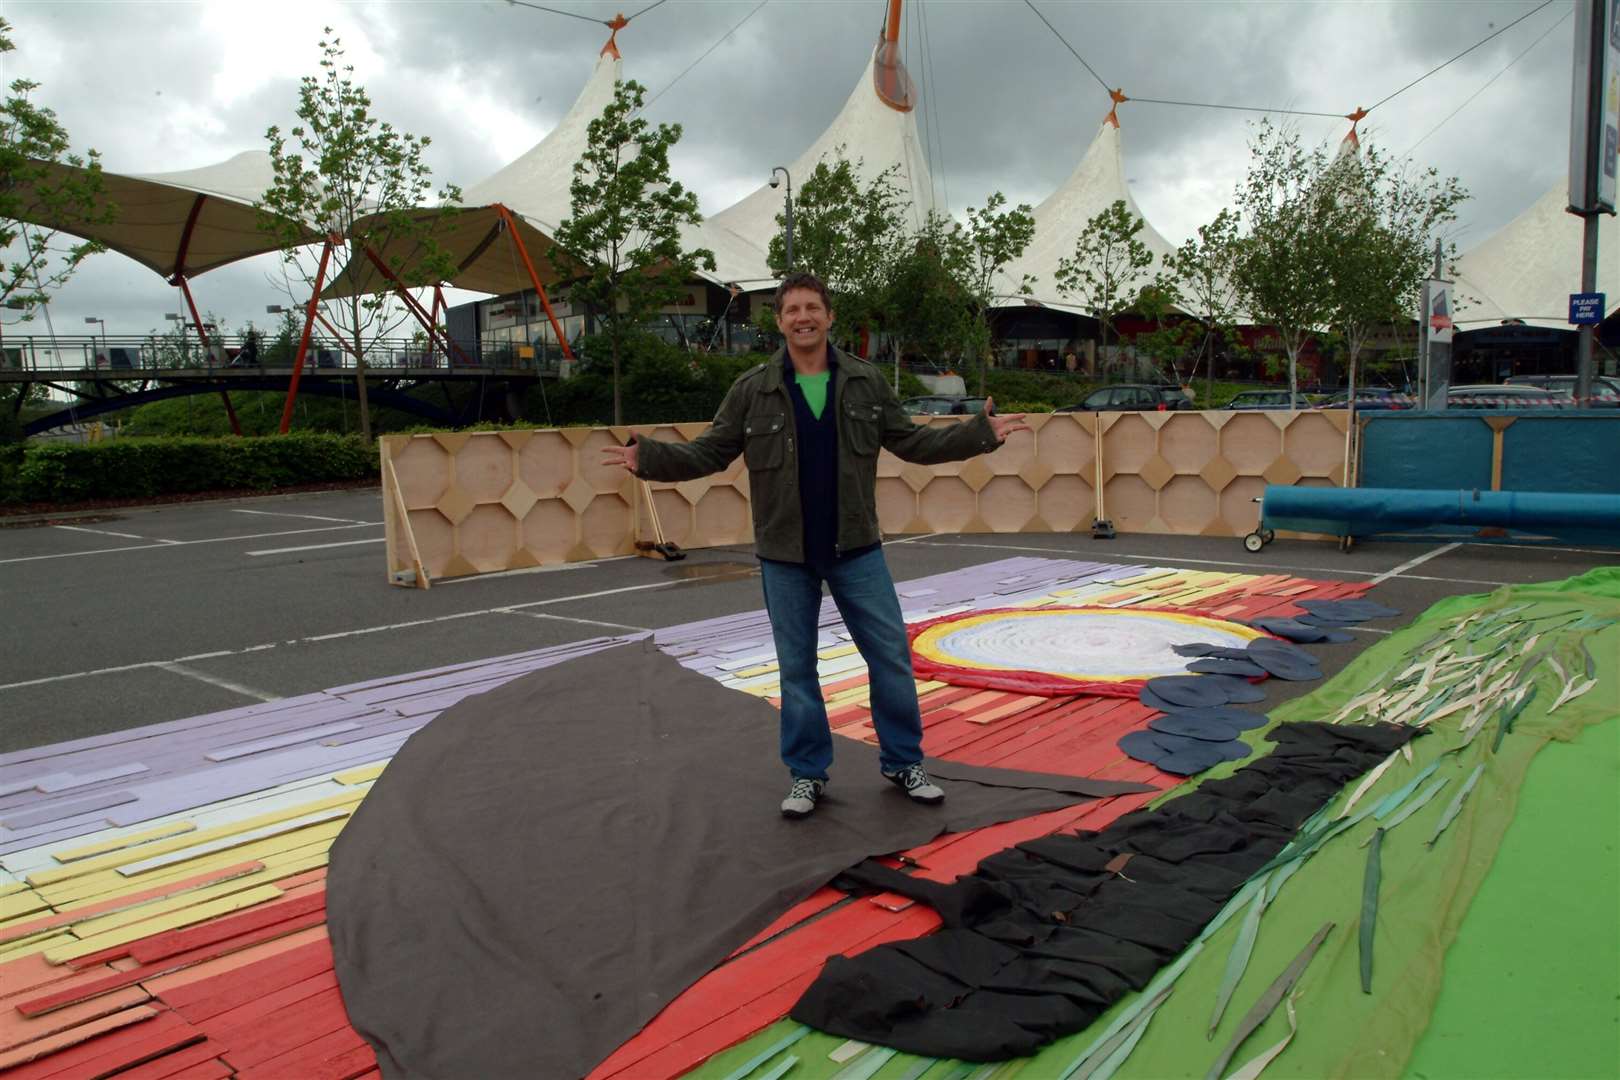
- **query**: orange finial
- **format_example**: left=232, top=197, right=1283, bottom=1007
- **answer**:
left=1343, top=105, right=1368, bottom=146
left=601, top=12, right=628, bottom=58
left=1104, top=88, right=1129, bottom=128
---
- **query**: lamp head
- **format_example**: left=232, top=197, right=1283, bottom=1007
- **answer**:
left=768, top=177, right=779, bottom=189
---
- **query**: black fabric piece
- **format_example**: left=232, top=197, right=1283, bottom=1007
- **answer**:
left=789, top=352, right=840, bottom=567
left=790, top=721, right=1420, bottom=1061
left=1187, top=657, right=1269, bottom=678
left=327, top=640, right=1156, bottom=1080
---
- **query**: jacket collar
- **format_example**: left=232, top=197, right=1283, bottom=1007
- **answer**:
left=767, top=344, right=862, bottom=391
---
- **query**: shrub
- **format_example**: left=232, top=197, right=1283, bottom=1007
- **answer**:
left=7, top=433, right=376, bottom=504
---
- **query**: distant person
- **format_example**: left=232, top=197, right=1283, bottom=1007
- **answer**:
left=601, top=272, right=1029, bottom=818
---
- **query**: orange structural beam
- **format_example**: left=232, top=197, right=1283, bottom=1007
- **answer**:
left=281, top=237, right=337, bottom=435
left=494, top=204, right=575, bottom=362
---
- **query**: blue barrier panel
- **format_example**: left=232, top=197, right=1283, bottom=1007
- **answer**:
left=1500, top=415, right=1620, bottom=495
left=1359, top=414, right=1493, bottom=490
left=1259, top=485, right=1620, bottom=547
left=1360, top=410, right=1620, bottom=495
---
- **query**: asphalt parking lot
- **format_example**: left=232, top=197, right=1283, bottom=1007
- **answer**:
left=2, top=488, right=1613, bottom=753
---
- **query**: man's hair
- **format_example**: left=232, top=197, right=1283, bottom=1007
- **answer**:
left=774, top=272, right=832, bottom=314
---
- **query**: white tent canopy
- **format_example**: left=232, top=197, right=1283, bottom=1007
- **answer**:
left=691, top=43, right=937, bottom=290
left=14, top=150, right=312, bottom=280
left=1452, top=183, right=1619, bottom=329
left=993, top=117, right=1179, bottom=312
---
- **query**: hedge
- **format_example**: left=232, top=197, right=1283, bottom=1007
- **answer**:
left=3, top=433, right=376, bottom=505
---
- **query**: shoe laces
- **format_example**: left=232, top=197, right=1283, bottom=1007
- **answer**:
left=789, top=777, right=820, bottom=800
left=895, top=763, right=930, bottom=791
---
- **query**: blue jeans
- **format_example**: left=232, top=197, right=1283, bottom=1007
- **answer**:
left=758, top=547, right=924, bottom=781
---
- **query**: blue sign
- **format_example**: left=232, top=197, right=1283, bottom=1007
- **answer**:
left=1570, top=292, right=1607, bottom=325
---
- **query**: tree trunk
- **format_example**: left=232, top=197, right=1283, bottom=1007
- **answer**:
left=611, top=332, right=622, bottom=427
left=352, top=297, right=372, bottom=444
left=1285, top=340, right=1299, bottom=400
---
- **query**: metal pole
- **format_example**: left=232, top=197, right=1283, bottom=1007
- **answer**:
left=785, top=175, right=795, bottom=270
left=1570, top=0, right=1609, bottom=405
left=1576, top=217, right=1599, bottom=404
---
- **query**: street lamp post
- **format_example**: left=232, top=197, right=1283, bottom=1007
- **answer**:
left=164, top=312, right=188, bottom=367
left=769, top=166, right=793, bottom=270
left=84, top=316, right=107, bottom=367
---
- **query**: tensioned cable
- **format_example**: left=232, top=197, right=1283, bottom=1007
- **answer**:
left=1365, top=0, right=1559, bottom=114
left=1127, top=96, right=1343, bottom=119
left=639, top=0, right=770, bottom=113
left=1022, top=0, right=1112, bottom=96
left=505, top=0, right=606, bottom=27
left=627, top=0, right=670, bottom=22
left=920, top=0, right=950, bottom=213
left=1401, top=5, right=1571, bottom=158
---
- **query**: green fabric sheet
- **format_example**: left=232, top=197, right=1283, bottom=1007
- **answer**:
left=687, top=569, right=1620, bottom=1080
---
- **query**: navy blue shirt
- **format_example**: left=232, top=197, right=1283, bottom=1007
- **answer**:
left=778, top=349, right=880, bottom=570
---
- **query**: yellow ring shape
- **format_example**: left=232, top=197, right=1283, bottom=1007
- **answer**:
left=911, top=608, right=1267, bottom=683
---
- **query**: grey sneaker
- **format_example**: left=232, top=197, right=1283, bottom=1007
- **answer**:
left=883, top=762, right=945, bottom=805
left=781, top=777, right=825, bottom=819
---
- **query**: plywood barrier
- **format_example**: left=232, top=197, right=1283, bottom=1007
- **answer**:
left=382, top=409, right=1350, bottom=585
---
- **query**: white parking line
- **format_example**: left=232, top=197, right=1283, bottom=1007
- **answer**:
left=500, top=610, right=651, bottom=632
left=1369, top=543, right=1462, bottom=585
left=246, top=538, right=386, bottom=557
left=0, top=579, right=680, bottom=693
left=0, top=523, right=383, bottom=565
left=231, top=509, right=373, bottom=525
left=53, top=524, right=178, bottom=543
left=157, top=662, right=280, bottom=703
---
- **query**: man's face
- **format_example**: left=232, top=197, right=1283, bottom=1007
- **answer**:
left=777, top=287, right=833, bottom=351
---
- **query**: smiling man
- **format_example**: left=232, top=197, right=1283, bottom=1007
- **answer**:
left=602, top=272, right=1030, bottom=818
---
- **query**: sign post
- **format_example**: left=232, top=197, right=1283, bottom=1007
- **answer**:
left=1568, top=0, right=1618, bottom=404
left=1419, top=242, right=1454, bottom=411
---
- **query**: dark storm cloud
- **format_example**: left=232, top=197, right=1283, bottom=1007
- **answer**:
left=0, top=0, right=1583, bottom=337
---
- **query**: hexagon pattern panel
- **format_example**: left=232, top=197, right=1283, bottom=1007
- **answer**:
left=382, top=410, right=1349, bottom=582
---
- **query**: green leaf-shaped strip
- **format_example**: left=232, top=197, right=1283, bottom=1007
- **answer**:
left=1204, top=923, right=1335, bottom=1080
left=1209, top=880, right=1269, bottom=1036
left=1360, top=828, right=1384, bottom=993
left=1427, top=763, right=1485, bottom=848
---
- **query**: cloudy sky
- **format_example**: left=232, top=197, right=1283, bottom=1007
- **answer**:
left=2, top=0, right=1584, bottom=339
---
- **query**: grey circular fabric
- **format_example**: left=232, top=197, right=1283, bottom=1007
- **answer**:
left=1168, top=706, right=1270, bottom=730
left=1149, top=712, right=1245, bottom=741
left=1118, top=729, right=1252, bottom=776
left=1251, top=617, right=1354, bottom=644
left=1242, top=646, right=1322, bottom=681
left=1143, top=675, right=1233, bottom=709
left=1186, top=657, right=1269, bottom=678
left=1245, top=638, right=1319, bottom=665
left=1203, top=675, right=1269, bottom=704
left=1299, top=598, right=1400, bottom=620
left=1171, top=643, right=1222, bottom=658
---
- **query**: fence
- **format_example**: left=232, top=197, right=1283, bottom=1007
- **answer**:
left=379, top=409, right=1351, bottom=586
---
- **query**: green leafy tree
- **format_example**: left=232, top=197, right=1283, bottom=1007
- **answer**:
left=259, top=29, right=462, bottom=442
left=1317, top=144, right=1466, bottom=396
left=0, top=18, right=115, bottom=314
left=954, top=193, right=1035, bottom=394
left=764, top=153, right=908, bottom=350
left=885, top=213, right=975, bottom=377
left=1130, top=275, right=1187, bottom=386
left=1226, top=121, right=1346, bottom=398
left=553, top=78, right=714, bottom=425
left=1054, top=199, right=1156, bottom=378
left=1162, top=207, right=1245, bottom=394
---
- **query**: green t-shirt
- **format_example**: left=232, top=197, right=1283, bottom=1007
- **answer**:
left=795, top=371, right=831, bottom=420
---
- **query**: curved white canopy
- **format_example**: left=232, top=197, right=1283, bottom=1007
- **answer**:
left=994, top=118, right=1179, bottom=310
left=1453, top=183, right=1619, bottom=329
left=692, top=44, right=937, bottom=290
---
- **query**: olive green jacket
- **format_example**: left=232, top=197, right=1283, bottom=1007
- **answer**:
left=633, top=347, right=1000, bottom=563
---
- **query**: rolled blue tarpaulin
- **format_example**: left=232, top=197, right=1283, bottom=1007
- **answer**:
left=1259, top=486, right=1620, bottom=545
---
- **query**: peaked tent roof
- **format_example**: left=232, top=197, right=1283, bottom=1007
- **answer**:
left=993, top=117, right=1178, bottom=310
left=691, top=43, right=937, bottom=289
left=10, top=150, right=314, bottom=280
left=318, top=53, right=623, bottom=301
left=1452, top=183, right=1619, bottom=329
left=461, top=51, right=622, bottom=234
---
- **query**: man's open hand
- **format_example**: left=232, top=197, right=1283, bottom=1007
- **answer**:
left=601, top=441, right=638, bottom=473
left=984, top=398, right=1031, bottom=444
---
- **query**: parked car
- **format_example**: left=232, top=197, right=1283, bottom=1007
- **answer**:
left=1445, top=384, right=1570, bottom=409
left=1317, top=388, right=1414, bottom=410
left=1224, top=390, right=1314, bottom=410
left=901, top=395, right=990, bottom=416
left=1055, top=384, right=1193, bottom=412
left=1503, top=373, right=1620, bottom=408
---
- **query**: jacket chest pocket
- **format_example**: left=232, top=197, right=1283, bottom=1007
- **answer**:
left=842, top=399, right=884, bottom=456
left=743, top=412, right=787, bottom=470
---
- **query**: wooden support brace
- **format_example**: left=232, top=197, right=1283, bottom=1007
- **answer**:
left=381, top=442, right=429, bottom=589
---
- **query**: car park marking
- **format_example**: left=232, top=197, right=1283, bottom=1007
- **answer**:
left=52, top=525, right=177, bottom=543
left=245, top=538, right=386, bottom=557
left=231, top=509, right=374, bottom=525
left=0, top=523, right=382, bottom=565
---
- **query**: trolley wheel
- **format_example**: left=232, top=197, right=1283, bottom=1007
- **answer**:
left=1243, top=532, right=1265, bottom=553
left=1260, top=529, right=1275, bottom=544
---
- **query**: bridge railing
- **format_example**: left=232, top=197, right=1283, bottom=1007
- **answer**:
left=0, top=334, right=570, bottom=375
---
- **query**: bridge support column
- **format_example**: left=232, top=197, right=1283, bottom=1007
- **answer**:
left=281, top=236, right=338, bottom=435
